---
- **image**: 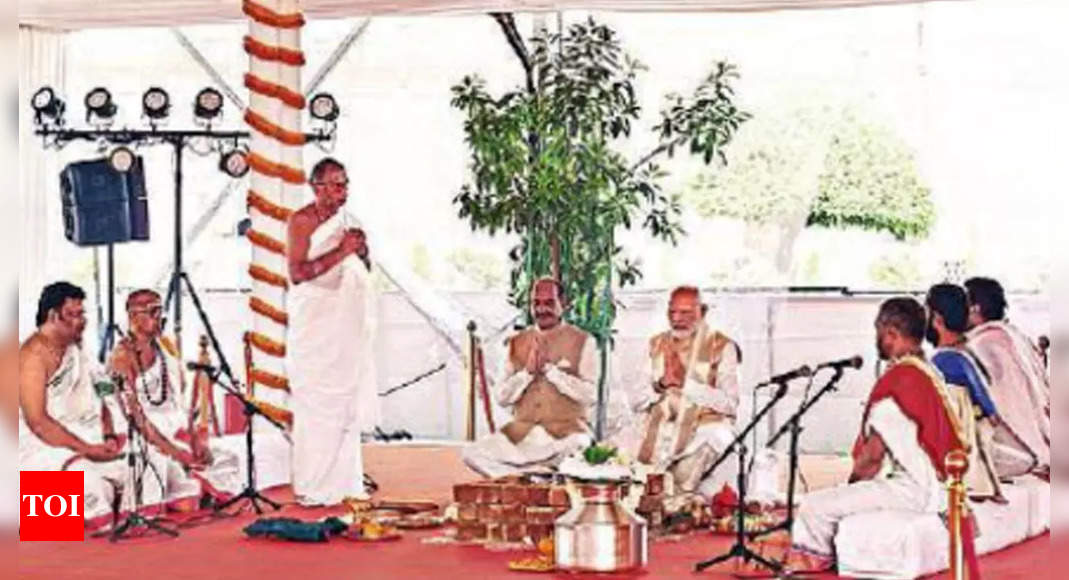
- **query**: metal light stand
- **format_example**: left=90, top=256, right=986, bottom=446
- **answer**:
left=96, top=244, right=121, bottom=363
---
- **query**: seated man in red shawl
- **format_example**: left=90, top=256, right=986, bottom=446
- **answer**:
left=791, top=298, right=975, bottom=576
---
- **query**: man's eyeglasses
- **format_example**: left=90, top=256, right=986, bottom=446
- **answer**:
left=131, top=306, right=163, bottom=318
left=311, top=180, right=349, bottom=189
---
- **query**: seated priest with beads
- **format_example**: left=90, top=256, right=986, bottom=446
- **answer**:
left=107, top=289, right=241, bottom=510
left=625, top=286, right=742, bottom=495
left=462, top=277, right=599, bottom=479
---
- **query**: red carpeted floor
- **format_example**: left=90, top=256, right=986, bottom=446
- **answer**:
left=16, top=446, right=1050, bottom=579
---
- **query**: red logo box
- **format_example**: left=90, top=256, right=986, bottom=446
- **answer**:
left=20, top=471, right=85, bottom=541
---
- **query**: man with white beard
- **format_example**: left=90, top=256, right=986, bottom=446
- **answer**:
left=626, top=286, right=742, bottom=495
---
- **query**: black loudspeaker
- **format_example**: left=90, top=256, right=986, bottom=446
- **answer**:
left=60, top=157, right=149, bottom=246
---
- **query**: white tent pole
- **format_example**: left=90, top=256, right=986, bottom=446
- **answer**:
left=303, top=18, right=372, bottom=98
left=171, top=28, right=248, bottom=112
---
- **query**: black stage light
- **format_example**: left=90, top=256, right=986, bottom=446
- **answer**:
left=309, top=92, right=339, bottom=122
left=194, top=87, right=224, bottom=124
left=142, top=87, right=171, bottom=121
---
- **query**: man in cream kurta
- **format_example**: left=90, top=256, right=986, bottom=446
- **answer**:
left=628, top=286, right=741, bottom=494
left=463, top=278, right=599, bottom=479
left=287, top=158, right=380, bottom=507
left=964, top=277, right=1049, bottom=480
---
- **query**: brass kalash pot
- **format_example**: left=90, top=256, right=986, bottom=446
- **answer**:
left=554, top=481, right=648, bottom=573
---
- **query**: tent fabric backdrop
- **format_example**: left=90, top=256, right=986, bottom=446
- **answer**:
left=18, top=27, right=66, bottom=341
left=19, top=0, right=951, bottom=30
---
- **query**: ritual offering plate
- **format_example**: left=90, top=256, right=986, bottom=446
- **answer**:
left=558, top=454, right=632, bottom=483
left=711, top=512, right=775, bottom=536
left=345, top=521, right=403, bottom=543
left=375, top=500, right=440, bottom=514
left=345, top=531, right=403, bottom=543
left=394, top=514, right=446, bottom=530
left=508, top=555, right=556, bottom=573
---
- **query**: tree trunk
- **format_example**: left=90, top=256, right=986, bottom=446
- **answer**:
left=550, top=233, right=562, bottom=283
left=775, top=218, right=805, bottom=280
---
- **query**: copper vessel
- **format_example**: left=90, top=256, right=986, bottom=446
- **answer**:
left=554, top=483, right=648, bottom=573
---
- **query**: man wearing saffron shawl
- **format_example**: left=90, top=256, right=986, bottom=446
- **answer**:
left=791, top=298, right=977, bottom=578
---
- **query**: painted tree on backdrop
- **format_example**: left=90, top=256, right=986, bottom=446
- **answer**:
left=451, top=15, right=748, bottom=337
left=688, top=105, right=935, bottom=285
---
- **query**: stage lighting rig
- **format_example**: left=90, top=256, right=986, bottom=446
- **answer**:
left=194, top=87, right=224, bottom=126
left=85, top=87, right=118, bottom=126
left=142, top=87, right=171, bottom=124
left=32, top=87, right=66, bottom=126
left=32, top=82, right=336, bottom=403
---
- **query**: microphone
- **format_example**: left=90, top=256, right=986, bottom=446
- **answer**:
left=186, top=361, right=218, bottom=373
left=756, top=365, right=812, bottom=388
left=815, top=355, right=864, bottom=372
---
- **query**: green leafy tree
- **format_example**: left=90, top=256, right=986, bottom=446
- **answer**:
left=689, top=106, right=934, bottom=280
left=451, top=15, right=749, bottom=337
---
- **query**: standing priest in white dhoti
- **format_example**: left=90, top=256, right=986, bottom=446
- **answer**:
left=287, top=158, right=380, bottom=507
left=19, top=283, right=126, bottom=520
left=463, top=278, right=599, bottom=479
left=626, top=286, right=742, bottom=495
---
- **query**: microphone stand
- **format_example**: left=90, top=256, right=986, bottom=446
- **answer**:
left=197, top=365, right=288, bottom=515
left=164, top=270, right=285, bottom=514
left=750, top=367, right=846, bottom=542
left=694, top=379, right=792, bottom=575
left=104, top=383, right=180, bottom=542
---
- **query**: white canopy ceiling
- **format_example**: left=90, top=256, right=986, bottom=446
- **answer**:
left=20, top=0, right=950, bottom=30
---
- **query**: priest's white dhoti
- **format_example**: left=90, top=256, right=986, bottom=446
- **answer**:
left=288, top=212, right=379, bottom=506
left=967, top=321, right=1049, bottom=477
left=793, top=399, right=944, bottom=557
left=464, top=427, right=592, bottom=479
left=18, top=346, right=127, bottom=519
left=109, top=350, right=241, bottom=503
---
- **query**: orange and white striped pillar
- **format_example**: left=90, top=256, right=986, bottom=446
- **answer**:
left=239, top=0, right=308, bottom=429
